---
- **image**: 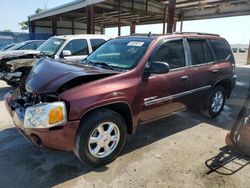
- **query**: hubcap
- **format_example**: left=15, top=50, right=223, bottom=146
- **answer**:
left=211, top=90, right=224, bottom=113
left=88, top=122, right=120, bottom=158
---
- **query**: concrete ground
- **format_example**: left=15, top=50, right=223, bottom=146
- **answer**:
left=0, top=63, right=250, bottom=187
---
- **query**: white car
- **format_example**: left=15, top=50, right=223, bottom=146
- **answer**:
left=38, top=34, right=112, bottom=62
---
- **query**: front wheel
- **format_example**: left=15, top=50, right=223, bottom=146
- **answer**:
left=74, top=109, right=127, bottom=167
left=204, top=86, right=226, bottom=118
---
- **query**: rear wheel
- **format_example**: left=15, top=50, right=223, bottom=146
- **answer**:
left=74, top=109, right=127, bottom=167
left=203, top=86, right=226, bottom=118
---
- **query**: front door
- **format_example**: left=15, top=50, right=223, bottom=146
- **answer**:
left=62, top=39, right=89, bottom=62
left=139, top=39, right=192, bottom=124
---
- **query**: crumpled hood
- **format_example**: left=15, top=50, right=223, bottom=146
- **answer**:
left=26, top=58, right=118, bottom=94
left=0, top=50, right=41, bottom=60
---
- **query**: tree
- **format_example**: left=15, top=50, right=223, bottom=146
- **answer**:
left=35, top=8, right=44, bottom=14
left=19, top=21, right=29, bottom=30
left=2, top=29, right=12, bottom=32
left=19, top=8, right=45, bottom=31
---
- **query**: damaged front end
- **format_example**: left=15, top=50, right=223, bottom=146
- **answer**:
left=5, top=58, right=119, bottom=150
left=4, top=88, right=78, bottom=150
left=0, top=50, right=42, bottom=85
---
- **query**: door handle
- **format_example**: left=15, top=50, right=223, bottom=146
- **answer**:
left=212, top=69, right=219, bottom=73
left=180, top=75, right=189, bottom=80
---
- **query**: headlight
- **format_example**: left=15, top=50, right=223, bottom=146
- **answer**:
left=24, top=102, right=67, bottom=129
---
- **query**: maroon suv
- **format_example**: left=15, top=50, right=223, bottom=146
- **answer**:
left=5, top=33, right=236, bottom=166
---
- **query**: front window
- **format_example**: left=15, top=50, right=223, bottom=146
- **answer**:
left=37, top=38, right=65, bottom=56
left=85, top=38, right=153, bottom=70
left=62, top=39, right=89, bottom=56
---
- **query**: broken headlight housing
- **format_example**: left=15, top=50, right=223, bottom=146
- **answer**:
left=24, top=102, right=67, bottom=129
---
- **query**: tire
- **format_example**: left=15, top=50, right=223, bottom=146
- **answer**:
left=203, top=85, right=226, bottom=118
left=74, top=109, right=127, bottom=167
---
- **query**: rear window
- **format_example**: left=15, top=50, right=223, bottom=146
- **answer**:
left=209, top=39, right=230, bottom=61
left=188, top=39, right=213, bottom=65
left=90, top=39, right=106, bottom=51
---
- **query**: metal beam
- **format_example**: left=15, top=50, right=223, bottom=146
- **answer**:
left=247, top=40, right=250, bottom=65
left=130, top=22, right=136, bottom=34
left=52, top=16, right=57, bottom=35
left=86, top=5, right=95, bottom=34
left=163, top=6, right=167, bottom=34
left=167, top=0, right=176, bottom=33
left=118, top=0, right=121, bottom=36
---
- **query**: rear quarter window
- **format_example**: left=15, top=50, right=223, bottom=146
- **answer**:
left=209, top=39, right=230, bottom=62
left=90, top=39, right=106, bottom=51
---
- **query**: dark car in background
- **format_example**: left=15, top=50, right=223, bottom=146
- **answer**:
left=6, top=40, right=45, bottom=51
left=5, top=32, right=236, bottom=167
left=0, top=43, right=16, bottom=51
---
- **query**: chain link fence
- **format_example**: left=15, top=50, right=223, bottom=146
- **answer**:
left=0, top=32, right=51, bottom=49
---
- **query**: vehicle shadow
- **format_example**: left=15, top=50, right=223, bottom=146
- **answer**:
left=0, top=85, right=12, bottom=101
left=0, top=112, right=206, bottom=188
left=205, top=146, right=250, bottom=175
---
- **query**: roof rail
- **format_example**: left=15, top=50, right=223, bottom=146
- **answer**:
left=174, top=32, right=220, bottom=37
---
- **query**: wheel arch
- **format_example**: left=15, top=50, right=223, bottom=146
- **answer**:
left=79, top=101, right=134, bottom=134
left=213, top=78, right=232, bottom=98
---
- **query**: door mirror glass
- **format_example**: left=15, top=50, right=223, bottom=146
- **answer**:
left=144, top=61, right=170, bottom=77
left=62, top=50, right=72, bottom=57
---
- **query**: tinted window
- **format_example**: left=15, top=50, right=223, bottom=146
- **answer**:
left=209, top=39, right=230, bottom=61
left=20, top=42, right=37, bottom=50
left=153, top=40, right=186, bottom=69
left=63, top=39, right=89, bottom=56
left=188, top=39, right=213, bottom=65
left=90, top=39, right=106, bottom=51
left=86, top=38, right=152, bottom=69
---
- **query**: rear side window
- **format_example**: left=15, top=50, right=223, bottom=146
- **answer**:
left=209, top=39, right=230, bottom=61
left=152, top=40, right=186, bottom=69
left=90, top=39, right=106, bottom=51
left=63, top=39, right=89, bottom=56
left=188, top=39, right=213, bottom=65
left=21, top=43, right=36, bottom=50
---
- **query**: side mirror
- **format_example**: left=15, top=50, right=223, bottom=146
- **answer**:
left=62, top=50, right=72, bottom=57
left=144, top=61, right=170, bottom=77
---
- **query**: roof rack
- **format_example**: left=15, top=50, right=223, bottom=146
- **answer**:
left=174, top=32, right=220, bottom=37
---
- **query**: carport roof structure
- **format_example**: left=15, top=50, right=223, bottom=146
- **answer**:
left=28, top=0, right=250, bottom=35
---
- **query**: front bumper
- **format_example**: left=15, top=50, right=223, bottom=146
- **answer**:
left=4, top=91, right=80, bottom=151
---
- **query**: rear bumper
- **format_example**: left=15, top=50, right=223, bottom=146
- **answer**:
left=4, top=92, right=80, bottom=151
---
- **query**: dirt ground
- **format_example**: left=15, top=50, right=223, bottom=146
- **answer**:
left=0, top=63, right=250, bottom=187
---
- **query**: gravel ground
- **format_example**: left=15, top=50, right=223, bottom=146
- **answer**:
left=0, top=64, right=250, bottom=188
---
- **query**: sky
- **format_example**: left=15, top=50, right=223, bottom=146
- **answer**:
left=0, top=0, right=250, bottom=45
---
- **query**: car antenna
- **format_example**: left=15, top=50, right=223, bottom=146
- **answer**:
left=148, top=32, right=152, bottom=37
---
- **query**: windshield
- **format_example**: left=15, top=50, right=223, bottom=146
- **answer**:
left=85, top=38, right=153, bottom=70
left=7, top=42, right=27, bottom=51
left=37, top=38, right=65, bottom=56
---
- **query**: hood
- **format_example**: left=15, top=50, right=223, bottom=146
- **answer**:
left=26, top=59, right=118, bottom=94
left=0, top=50, right=41, bottom=60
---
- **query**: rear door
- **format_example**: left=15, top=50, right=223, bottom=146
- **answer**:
left=187, top=38, right=218, bottom=95
left=139, top=39, right=192, bottom=123
left=208, top=39, right=233, bottom=80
